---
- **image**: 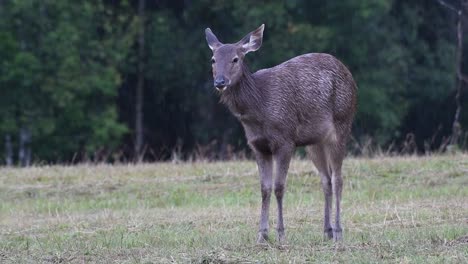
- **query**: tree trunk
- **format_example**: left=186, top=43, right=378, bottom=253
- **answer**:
left=18, top=127, right=31, bottom=167
left=134, top=0, right=145, bottom=161
left=451, top=9, right=463, bottom=145
left=5, top=134, right=13, bottom=166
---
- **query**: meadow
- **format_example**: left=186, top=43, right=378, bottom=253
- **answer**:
left=0, top=154, right=467, bottom=263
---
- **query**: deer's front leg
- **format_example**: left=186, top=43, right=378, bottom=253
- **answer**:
left=255, top=152, right=273, bottom=244
left=273, top=145, right=294, bottom=244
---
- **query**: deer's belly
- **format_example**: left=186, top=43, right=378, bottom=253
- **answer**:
left=294, top=121, right=337, bottom=146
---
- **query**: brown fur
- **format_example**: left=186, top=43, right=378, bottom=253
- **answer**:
left=205, top=24, right=357, bottom=244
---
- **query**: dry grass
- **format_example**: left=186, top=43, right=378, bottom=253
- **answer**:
left=0, top=154, right=467, bottom=263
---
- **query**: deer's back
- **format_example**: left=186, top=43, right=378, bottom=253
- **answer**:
left=251, top=53, right=357, bottom=146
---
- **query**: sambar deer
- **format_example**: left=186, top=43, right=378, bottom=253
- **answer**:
left=205, top=24, right=357, bottom=244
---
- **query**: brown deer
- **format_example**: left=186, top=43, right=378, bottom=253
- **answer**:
left=205, top=24, right=357, bottom=244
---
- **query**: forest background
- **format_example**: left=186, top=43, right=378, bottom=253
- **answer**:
left=1, top=0, right=467, bottom=164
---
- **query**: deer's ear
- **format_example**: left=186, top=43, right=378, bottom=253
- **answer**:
left=205, top=28, right=222, bottom=51
left=239, top=24, right=264, bottom=54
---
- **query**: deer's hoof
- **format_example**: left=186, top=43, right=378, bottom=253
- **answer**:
left=277, top=231, right=286, bottom=245
left=333, top=229, right=343, bottom=242
left=324, top=228, right=333, bottom=240
left=256, top=232, right=269, bottom=245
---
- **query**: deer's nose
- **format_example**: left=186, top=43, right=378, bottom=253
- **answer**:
left=214, top=77, right=226, bottom=88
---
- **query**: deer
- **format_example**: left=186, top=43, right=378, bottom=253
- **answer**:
left=204, top=24, right=357, bottom=244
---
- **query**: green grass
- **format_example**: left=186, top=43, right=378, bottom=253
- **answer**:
left=0, top=155, right=467, bottom=263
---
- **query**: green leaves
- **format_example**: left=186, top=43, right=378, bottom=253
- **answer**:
left=0, top=0, right=135, bottom=161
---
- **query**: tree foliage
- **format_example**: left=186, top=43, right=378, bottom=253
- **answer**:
left=0, top=0, right=466, bottom=163
left=0, top=0, right=135, bottom=162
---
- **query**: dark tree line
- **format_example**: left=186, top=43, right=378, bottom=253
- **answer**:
left=0, top=0, right=467, bottom=164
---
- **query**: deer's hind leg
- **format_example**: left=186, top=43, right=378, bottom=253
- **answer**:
left=309, top=144, right=333, bottom=240
left=326, top=142, right=346, bottom=242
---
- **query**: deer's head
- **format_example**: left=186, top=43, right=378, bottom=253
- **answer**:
left=205, top=24, right=264, bottom=91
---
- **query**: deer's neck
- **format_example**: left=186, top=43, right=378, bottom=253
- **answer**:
left=220, top=64, right=264, bottom=118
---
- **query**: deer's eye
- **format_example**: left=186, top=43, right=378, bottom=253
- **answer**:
left=211, top=58, right=216, bottom=64
left=232, top=57, right=239, bottom=63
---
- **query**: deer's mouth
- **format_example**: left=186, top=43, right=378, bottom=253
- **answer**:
left=215, top=86, right=227, bottom=92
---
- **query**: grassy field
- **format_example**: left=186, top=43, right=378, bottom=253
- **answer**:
left=0, top=155, right=467, bottom=263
